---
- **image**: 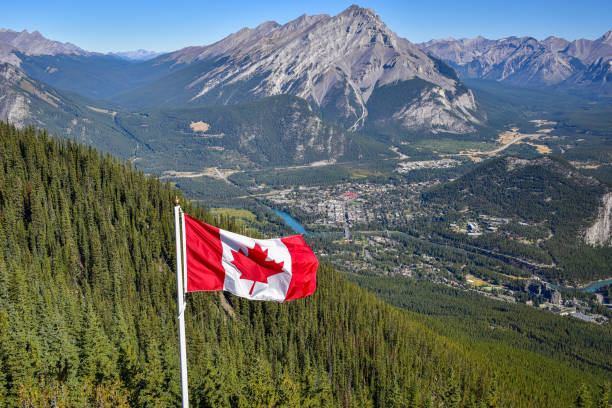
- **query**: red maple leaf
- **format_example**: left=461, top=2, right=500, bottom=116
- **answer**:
left=231, top=243, right=285, bottom=295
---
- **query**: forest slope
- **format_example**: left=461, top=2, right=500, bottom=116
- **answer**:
left=0, top=122, right=608, bottom=407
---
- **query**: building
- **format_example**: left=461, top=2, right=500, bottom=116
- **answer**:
left=551, top=290, right=562, bottom=306
left=571, top=312, right=596, bottom=323
left=344, top=224, right=351, bottom=241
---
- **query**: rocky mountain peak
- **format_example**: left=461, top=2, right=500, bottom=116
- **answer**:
left=542, top=36, right=570, bottom=52
left=126, top=5, right=479, bottom=134
left=0, top=61, right=25, bottom=81
left=340, top=4, right=378, bottom=19
left=173, top=5, right=479, bottom=133
left=0, top=63, right=30, bottom=127
left=0, top=27, right=87, bottom=59
left=599, top=30, right=612, bottom=44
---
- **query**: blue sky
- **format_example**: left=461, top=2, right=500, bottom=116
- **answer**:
left=2, top=0, right=611, bottom=53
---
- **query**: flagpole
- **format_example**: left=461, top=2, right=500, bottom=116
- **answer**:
left=174, top=197, right=189, bottom=408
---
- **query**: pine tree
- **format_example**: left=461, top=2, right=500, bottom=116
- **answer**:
left=576, top=383, right=593, bottom=408
left=596, top=383, right=610, bottom=408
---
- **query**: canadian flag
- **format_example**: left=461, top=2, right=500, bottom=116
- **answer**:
left=184, top=214, right=318, bottom=302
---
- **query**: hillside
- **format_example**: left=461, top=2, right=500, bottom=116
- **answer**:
left=116, top=95, right=392, bottom=172
left=17, top=53, right=177, bottom=100
left=0, top=63, right=136, bottom=157
left=0, top=62, right=390, bottom=170
left=0, top=122, right=609, bottom=406
left=423, top=156, right=612, bottom=283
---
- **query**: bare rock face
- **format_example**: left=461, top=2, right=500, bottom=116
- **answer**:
left=162, top=5, right=480, bottom=134
left=570, top=55, right=612, bottom=94
left=565, top=30, right=612, bottom=64
left=419, top=36, right=496, bottom=65
left=0, top=63, right=30, bottom=127
left=585, top=192, right=612, bottom=246
left=0, top=42, right=21, bottom=66
left=541, top=36, right=571, bottom=53
left=0, top=29, right=86, bottom=56
left=390, top=87, right=480, bottom=134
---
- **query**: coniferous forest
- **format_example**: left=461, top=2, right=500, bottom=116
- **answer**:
left=0, top=121, right=610, bottom=407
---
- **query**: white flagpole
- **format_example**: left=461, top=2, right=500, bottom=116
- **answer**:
left=174, top=197, right=189, bottom=408
left=181, top=211, right=188, bottom=295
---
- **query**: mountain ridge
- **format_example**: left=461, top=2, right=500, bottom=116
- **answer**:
left=419, top=31, right=612, bottom=94
left=0, top=28, right=90, bottom=66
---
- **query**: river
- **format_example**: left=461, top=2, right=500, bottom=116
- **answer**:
left=272, top=209, right=342, bottom=237
left=272, top=209, right=308, bottom=235
left=548, top=279, right=612, bottom=293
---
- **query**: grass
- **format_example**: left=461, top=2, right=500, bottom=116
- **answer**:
left=208, top=208, right=257, bottom=225
left=465, top=273, right=488, bottom=287
left=347, top=166, right=386, bottom=179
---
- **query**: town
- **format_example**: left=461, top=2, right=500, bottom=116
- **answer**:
left=255, top=176, right=611, bottom=324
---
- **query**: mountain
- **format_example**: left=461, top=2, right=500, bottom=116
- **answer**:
left=420, top=31, right=612, bottom=95
left=420, top=36, right=584, bottom=85
left=568, top=55, right=612, bottom=95
left=0, top=29, right=176, bottom=99
left=110, top=49, right=164, bottom=61
left=0, top=28, right=88, bottom=64
left=0, top=41, right=21, bottom=66
left=1, top=122, right=608, bottom=406
left=565, top=30, right=612, bottom=64
left=5, top=7, right=483, bottom=135
left=113, top=5, right=482, bottom=134
left=0, top=61, right=388, bottom=171
left=0, top=63, right=30, bottom=127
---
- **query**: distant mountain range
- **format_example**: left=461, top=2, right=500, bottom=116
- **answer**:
left=0, top=28, right=88, bottom=59
left=0, top=29, right=161, bottom=61
left=1, top=7, right=611, bottom=169
left=419, top=31, right=612, bottom=95
left=109, top=49, right=163, bottom=61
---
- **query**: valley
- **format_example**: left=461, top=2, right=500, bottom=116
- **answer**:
left=158, top=89, right=612, bottom=325
left=207, top=159, right=612, bottom=324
